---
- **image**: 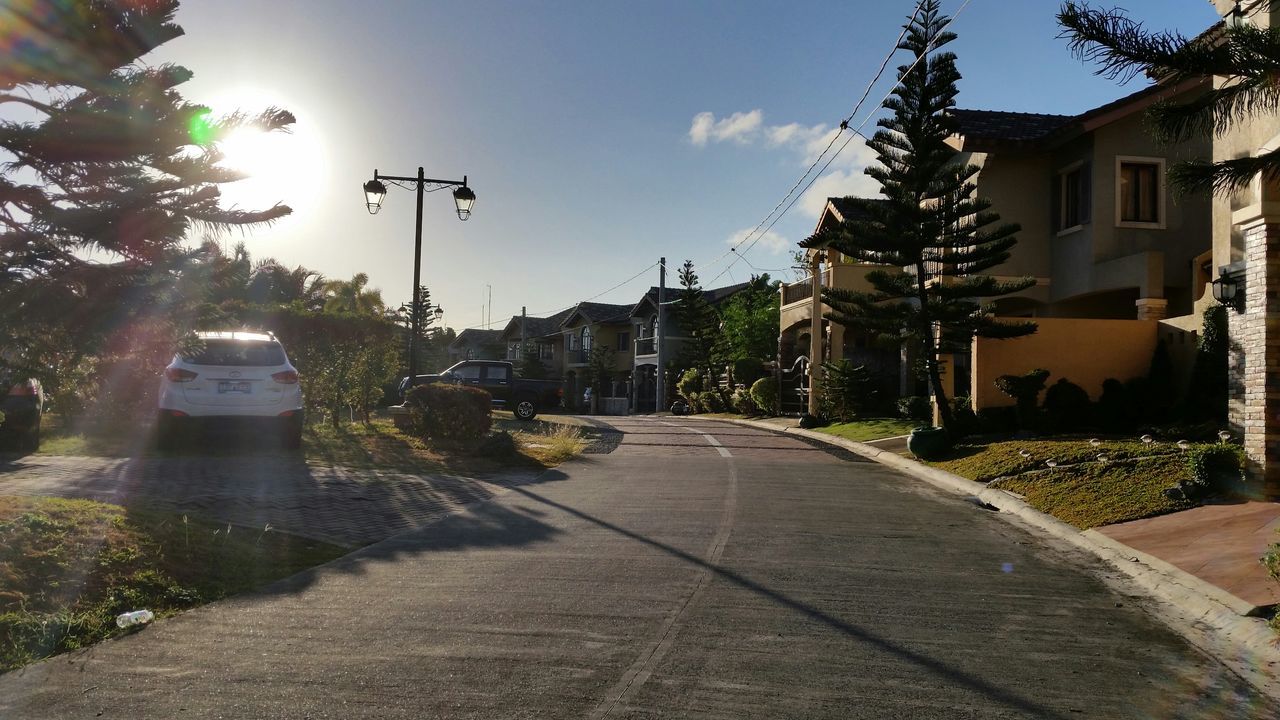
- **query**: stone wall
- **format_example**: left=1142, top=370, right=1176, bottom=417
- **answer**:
left=1228, top=221, right=1280, bottom=498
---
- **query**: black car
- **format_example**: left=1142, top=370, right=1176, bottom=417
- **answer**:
left=399, top=360, right=562, bottom=420
left=0, top=373, right=44, bottom=452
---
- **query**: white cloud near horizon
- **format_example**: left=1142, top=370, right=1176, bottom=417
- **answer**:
left=689, top=109, right=882, bottom=219
left=725, top=227, right=789, bottom=255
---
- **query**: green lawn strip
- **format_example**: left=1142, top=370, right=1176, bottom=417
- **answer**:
left=987, top=455, right=1197, bottom=529
left=0, top=495, right=346, bottom=673
left=817, top=418, right=918, bottom=443
left=929, top=439, right=1199, bottom=483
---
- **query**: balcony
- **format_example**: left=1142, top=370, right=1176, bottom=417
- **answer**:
left=635, top=336, right=656, bottom=357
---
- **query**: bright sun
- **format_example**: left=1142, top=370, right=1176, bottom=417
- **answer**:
left=207, top=86, right=328, bottom=220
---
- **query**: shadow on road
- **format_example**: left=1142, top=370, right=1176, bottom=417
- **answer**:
left=505, top=482, right=1074, bottom=720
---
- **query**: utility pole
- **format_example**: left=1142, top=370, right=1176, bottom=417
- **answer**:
left=520, top=306, right=527, bottom=361
left=656, top=257, right=666, bottom=412
left=807, top=251, right=824, bottom=416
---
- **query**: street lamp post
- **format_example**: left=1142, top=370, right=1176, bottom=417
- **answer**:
left=363, top=167, right=475, bottom=385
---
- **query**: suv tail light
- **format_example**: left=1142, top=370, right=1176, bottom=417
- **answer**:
left=272, top=370, right=299, bottom=384
left=8, top=382, right=36, bottom=396
left=164, top=367, right=198, bottom=383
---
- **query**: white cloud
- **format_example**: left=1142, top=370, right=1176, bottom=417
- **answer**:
left=689, top=109, right=882, bottom=217
left=688, top=109, right=764, bottom=146
left=726, top=227, right=789, bottom=255
left=797, top=169, right=881, bottom=219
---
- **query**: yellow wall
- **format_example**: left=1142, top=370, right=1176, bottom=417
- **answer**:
left=971, top=317, right=1157, bottom=409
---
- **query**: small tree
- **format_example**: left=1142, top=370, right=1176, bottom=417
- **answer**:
left=1185, top=305, right=1229, bottom=421
left=715, top=274, right=780, bottom=368
left=995, top=369, right=1050, bottom=432
left=675, top=260, right=720, bottom=383
left=810, top=0, right=1036, bottom=433
left=517, top=346, right=548, bottom=379
left=585, top=346, right=616, bottom=396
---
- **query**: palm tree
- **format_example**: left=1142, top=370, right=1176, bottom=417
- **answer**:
left=322, top=273, right=385, bottom=316
left=1059, top=1, right=1280, bottom=194
left=248, top=259, right=326, bottom=311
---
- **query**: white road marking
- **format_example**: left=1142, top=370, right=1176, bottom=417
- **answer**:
left=652, top=419, right=732, bottom=457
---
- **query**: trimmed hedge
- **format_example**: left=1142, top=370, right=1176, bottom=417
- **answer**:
left=404, top=383, right=492, bottom=449
left=749, top=377, right=778, bottom=416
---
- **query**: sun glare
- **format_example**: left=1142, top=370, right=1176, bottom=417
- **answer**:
left=206, top=86, right=328, bottom=221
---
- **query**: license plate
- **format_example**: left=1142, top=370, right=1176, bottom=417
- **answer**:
left=217, top=381, right=251, bottom=394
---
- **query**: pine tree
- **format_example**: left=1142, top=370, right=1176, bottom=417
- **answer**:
left=806, top=0, right=1036, bottom=431
left=674, top=260, right=719, bottom=384
left=0, top=0, right=294, bottom=377
left=1059, top=1, right=1280, bottom=194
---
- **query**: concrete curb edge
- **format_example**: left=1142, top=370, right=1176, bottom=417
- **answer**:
left=704, top=416, right=1280, bottom=687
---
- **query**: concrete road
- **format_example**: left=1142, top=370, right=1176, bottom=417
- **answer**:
left=1, top=417, right=1273, bottom=718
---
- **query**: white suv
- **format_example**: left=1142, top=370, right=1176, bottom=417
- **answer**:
left=157, top=331, right=304, bottom=450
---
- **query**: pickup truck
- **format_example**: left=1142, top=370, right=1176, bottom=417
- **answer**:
left=398, top=360, right=562, bottom=420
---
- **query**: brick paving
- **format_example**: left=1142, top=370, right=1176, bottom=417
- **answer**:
left=0, top=454, right=539, bottom=547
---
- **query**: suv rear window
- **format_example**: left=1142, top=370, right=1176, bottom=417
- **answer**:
left=181, top=340, right=287, bottom=367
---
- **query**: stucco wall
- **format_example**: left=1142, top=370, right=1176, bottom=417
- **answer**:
left=971, top=317, right=1157, bottom=409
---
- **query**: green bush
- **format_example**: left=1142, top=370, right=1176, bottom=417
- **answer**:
left=701, top=390, right=726, bottom=414
left=994, top=369, right=1049, bottom=431
left=677, top=368, right=703, bottom=403
left=949, top=396, right=979, bottom=438
left=1185, top=305, right=1228, bottom=422
left=1180, top=444, right=1244, bottom=500
left=1043, top=378, right=1091, bottom=432
left=732, top=358, right=765, bottom=386
left=749, top=377, right=778, bottom=416
left=404, top=383, right=492, bottom=449
left=1096, top=378, right=1134, bottom=432
left=897, top=395, right=930, bottom=421
left=731, top=387, right=759, bottom=416
left=976, top=406, right=1016, bottom=434
left=1145, top=340, right=1176, bottom=423
left=819, top=359, right=878, bottom=423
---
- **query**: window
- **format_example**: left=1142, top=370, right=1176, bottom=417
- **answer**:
left=568, top=333, right=578, bottom=351
left=539, top=343, right=554, bottom=360
left=581, top=326, right=593, bottom=352
left=453, top=364, right=481, bottom=380
left=181, top=339, right=286, bottom=367
left=482, top=365, right=510, bottom=382
left=1117, top=158, right=1163, bottom=226
left=616, top=332, right=630, bottom=351
left=1053, top=162, right=1090, bottom=233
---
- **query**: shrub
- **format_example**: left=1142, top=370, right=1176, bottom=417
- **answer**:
left=975, top=406, right=1016, bottom=434
left=701, top=390, right=726, bottom=414
left=897, top=395, right=930, bottom=421
left=474, top=430, right=518, bottom=458
left=731, top=387, right=759, bottom=416
left=1184, top=305, right=1229, bottom=422
left=1043, top=378, right=1091, bottom=432
left=994, top=369, right=1049, bottom=431
left=949, top=396, right=979, bottom=438
left=677, top=368, right=703, bottom=403
left=1178, top=444, right=1244, bottom=500
left=1097, top=378, right=1134, bottom=432
left=819, top=359, right=878, bottom=423
left=749, top=377, right=778, bottom=416
left=1145, top=340, right=1176, bottom=423
left=732, top=358, right=766, bottom=386
left=404, top=383, right=492, bottom=449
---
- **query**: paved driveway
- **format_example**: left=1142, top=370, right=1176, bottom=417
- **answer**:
left=0, top=453, right=538, bottom=546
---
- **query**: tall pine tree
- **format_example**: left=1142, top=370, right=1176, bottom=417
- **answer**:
left=674, top=260, right=720, bottom=386
left=0, top=0, right=294, bottom=382
left=806, top=0, right=1035, bottom=431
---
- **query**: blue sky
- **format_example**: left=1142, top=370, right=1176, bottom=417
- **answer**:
left=153, top=0, right=1222, bottom=332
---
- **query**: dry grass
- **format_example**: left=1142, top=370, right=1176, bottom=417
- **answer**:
left=513, top=424, right=586, bottom=466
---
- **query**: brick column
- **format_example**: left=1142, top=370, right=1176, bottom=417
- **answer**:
left=1229, top=220, right=1280, bottom=499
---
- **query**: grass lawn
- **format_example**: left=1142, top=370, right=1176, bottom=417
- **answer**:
left=987, top=456, right=1198, bottom=529
left=816, top=418, right=918, bottom=443
left=0, top=495, right=346, bottom=673
left=926, top=437, right=1219, bottom=529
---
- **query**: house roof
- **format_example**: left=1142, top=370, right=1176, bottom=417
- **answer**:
left=947, top=76, right=1209, bottom=152
left=800, top=197, right=890, bottom=248
left=561, top=301, right=634, bottom=328
left=947, top=109, right=1074, bottom=149
left=449, top=328, right=501, bottom=349
left=628, top=281, right=749, bottom=317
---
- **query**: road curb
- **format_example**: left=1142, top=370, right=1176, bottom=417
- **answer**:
left=705, top=416, right=1280, bottom=693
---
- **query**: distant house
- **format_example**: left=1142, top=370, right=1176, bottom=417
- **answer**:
left=447, top=328, right=504, bottom=365
left=558, top=302, right=634, bottom=409
left=496, top=308, right=574, bottom=378
left=629, top=282, right=747, bottom=412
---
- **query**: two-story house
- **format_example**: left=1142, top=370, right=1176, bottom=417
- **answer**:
left=447, top=328, right=504, bottom=365
left=557, top=302, right=634, bottom=409
left=496, top=308, right=573, bottom=378
left=629, top=281, right=747, bottom=412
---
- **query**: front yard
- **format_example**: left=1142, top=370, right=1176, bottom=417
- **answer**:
left=0, top=496, right=346, bottom=673
left=928, top=438, right=1228, bottom=529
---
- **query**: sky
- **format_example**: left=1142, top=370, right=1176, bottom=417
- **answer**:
left=147, top=0, right=1223, bottom=333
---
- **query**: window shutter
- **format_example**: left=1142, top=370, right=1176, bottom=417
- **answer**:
left=1079, top=162, right=1092, bottom=224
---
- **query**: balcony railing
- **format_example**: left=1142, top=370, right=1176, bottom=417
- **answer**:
left=782, top=280, right=814, bottom=306
left=635, top=336, right=657, bottom=356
